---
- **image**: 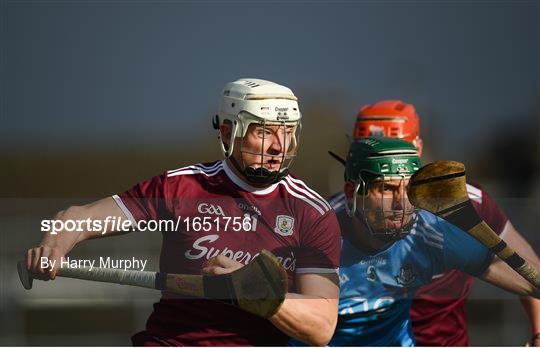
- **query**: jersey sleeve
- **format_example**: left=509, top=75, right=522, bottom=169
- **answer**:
left=470, top=184, right=508, bottom=236
left=113, top=171, right=172, bottom=224
left=438, top=217, right=494, bottom=277
left=327, top=191, right=347, bottom=211
left=295, top=209, right=341, bottom=274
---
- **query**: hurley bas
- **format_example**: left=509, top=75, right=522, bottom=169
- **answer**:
left=41, top=257, right=148, bottom=272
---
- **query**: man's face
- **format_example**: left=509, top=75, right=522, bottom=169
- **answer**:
left=233, top=123, right=298, bottom=172
left=362, top=177, right=415, bottom=236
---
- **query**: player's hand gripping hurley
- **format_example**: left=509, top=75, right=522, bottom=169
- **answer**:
left=17, top=249, right=288, bottom=318
left=408, top=160, right=540, bottom=290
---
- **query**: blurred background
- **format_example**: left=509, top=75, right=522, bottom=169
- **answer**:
left=1, top=0, right=539, bottom=345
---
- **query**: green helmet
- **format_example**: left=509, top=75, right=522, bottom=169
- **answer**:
left=344, top=137, right=421, bottom=238
left=345, top=137, right=421, bottom=193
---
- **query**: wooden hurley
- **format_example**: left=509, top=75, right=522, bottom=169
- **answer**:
left=408, top=160, right=540, bottom=290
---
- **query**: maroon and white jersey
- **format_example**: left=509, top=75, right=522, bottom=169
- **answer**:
left=411, top=183, right=508, bottom=346
left=113, top=160, right=341, bottom=346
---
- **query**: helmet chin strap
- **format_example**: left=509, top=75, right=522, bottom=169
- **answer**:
left=245, top=166, right=288, bottom=185
left=228, top=155, right=287, bottom=185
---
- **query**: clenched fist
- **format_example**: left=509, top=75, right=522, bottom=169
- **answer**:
left=201, top=254, right=244, bottom=276
left=26, top=245, right=65, bottom=280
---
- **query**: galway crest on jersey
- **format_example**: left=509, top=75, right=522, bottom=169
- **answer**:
left=274, top=215, right=295, bottom=236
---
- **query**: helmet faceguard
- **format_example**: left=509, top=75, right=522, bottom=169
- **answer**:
left=344, top=138, right=421, bottom=240
left=215, top=79, right=302, bottom=185
left=353, top=172, right=418, bottom=240
left=234, top=115, right=301, bottom=185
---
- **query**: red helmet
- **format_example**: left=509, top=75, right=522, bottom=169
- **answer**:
left=354, top=100, right=421, bottom=147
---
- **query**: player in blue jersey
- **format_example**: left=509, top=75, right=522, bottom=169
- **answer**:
left=340, top=100, right=540, bottom=346
left=292, top=137, right=540, bottom=346
left=332, top=137, right=540, bottom=346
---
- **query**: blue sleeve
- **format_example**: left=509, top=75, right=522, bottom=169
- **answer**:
left=438, top=218, right=494, bottom=276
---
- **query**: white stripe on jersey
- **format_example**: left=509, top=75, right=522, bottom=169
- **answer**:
left=432, top=273, right=446, bottom=279
left=296, top=267, right=339, bottom=274
left=112, top=194, right=138, bottom=227
left=168, top=161, right=222, bottom=176
left=466, top=183, right=483, bottom=203
left=331, top=199, right=346, bottom=211
left=410, top=224, right=443, bottom=249
left=279, top=180, right=326, bottom=215
left=420, top=222, right=444, bottom=242
left=328, top=192, right=347, bottom=211
left=284, top=176, right=330, bottom=213
left=191, top=163, right=224, bottom=176
left=287, top=176, right=332, bottom=210
left=168, top=163, right=223, bottom=178
left=414, top=234, right=443, bottom=249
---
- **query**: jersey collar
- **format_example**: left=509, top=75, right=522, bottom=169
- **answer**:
left=222, top=160, right=280, bottom=195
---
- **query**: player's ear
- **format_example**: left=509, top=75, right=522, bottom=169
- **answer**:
left=414, top=137, right=424, bottom=157
left=344, top=181, right=355, bottom=200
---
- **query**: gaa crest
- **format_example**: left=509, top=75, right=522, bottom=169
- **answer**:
left=274, top=215, right=294, bottom=236
left=395, top=264, right=416, bottom=286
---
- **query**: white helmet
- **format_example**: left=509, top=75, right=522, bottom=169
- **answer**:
left=213, top=78, right=302, bottom=184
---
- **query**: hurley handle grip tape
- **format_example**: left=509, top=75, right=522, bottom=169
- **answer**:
left=17, top=260, right=161, bottom=290
left=58, top=266, right=158, bottom=289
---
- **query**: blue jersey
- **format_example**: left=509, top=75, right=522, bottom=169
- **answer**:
left=290, top=192, right=494, bottom=347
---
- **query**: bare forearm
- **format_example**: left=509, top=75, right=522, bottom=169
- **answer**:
left=270, top=293, right=338, bottom=346
left=521, top=297, right=540, bottom=334
left=41, top=197, right=129, bottom=251
left=482, top=257, right=540, bottom=298
left=483, top=222, right=540, bottom=298
left=40, top=206, right=88, bottom=254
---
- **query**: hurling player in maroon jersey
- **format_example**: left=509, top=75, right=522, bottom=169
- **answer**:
left=352, top=100, right=540, bottom=346
left=25, top=78, right=341, bottom=346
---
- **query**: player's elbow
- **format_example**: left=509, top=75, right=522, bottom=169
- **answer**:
left=315, top=329, right=335, bottom=346
left=311, top=299, right=339, bottom=346
left=307, top=326, right=335, bottom=346
left=55, top=205, right=85, bottom=221
left=323, top=314, right=338, bottom=345
left=303, top=315, right=337, bottom=346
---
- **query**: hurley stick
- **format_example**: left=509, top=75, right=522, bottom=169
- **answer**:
left=18, top=249, right=288, bottom=318
left=408, top=161, right=540, bottom=289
